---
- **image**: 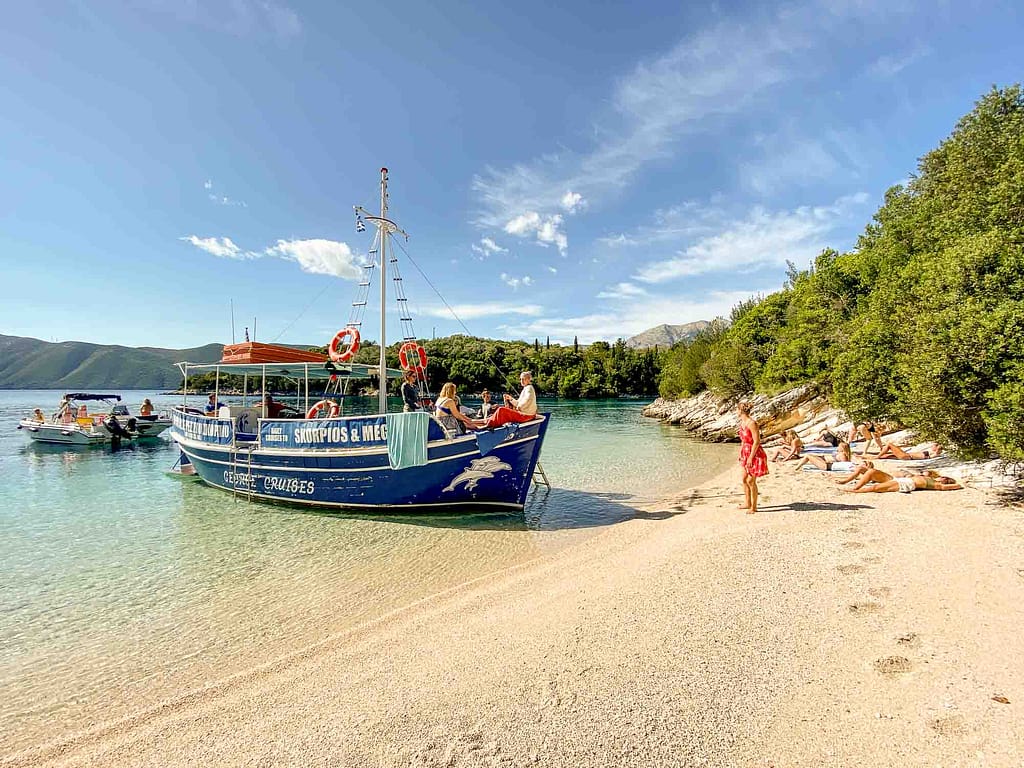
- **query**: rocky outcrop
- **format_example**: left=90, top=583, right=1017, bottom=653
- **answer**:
left=642, top=385, right=851, bottom=443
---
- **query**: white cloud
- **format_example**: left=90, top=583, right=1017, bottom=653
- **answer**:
left=561, top=191, right=586, bottom=214
left=179, top=235, right=254, bottom=260
left=420, top=302, right=544, bottom=320
left=264, top=239, right=363, bottom=279
left=631, top=193, right=869, bottom=282
left=500, top=289, right=756, bottom=344
left=503, top=212, right=568, bottom=255
left=500, top=273, right=534, bottom=290
left=471, top=237, right=507, bottom=258
left=547, top=266, right=558, bottom=274
left=203, top=179, right=213, bottom=190
left=596, top=282, right=649, bottom=300
left=203, top=179, right=247, bottom=207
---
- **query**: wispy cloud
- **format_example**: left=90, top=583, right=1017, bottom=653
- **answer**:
left=179, top=235, right=255, bottom=259
left=144, top=0, right=301, bottom=40
left=500, top=273, right=533, bottom=290
left=596, top=282, right=649, bottom=300
left=869, top=42, right=931, bottom=78
left=204, top=179, right=247, bottom=207
left=470, top=237, right=508, bottom=258
left=420, top=302, right=544, bottom=320
left=499, top=289, right=756, bottom=344
left=632, top=193, right=869, bottom=283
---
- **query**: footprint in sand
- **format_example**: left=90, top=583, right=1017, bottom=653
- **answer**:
left=896, top=632, right=920, bottom=648
left=873, top=655, right=913, bottom=674
left=861, top=555, right=883, bottom=564
left=842, top=525, right=861, bottom=534
left=836, top=564, right=865, bottom=575
left=848, top=601, right=883, bottom=615
left=842, top=541, right=867, bottom=549
left=929, top=714, right=966, bottom=736
left=868, top=586, right=892, bottom=598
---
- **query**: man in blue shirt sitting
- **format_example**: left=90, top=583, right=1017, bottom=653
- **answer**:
left=205, top=393, right=225, bottom=416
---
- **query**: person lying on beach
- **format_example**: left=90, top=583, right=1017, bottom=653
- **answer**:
left=793, top=441, right=855, bottom=472
left=847, top=420, right=884, bottom=455
left=769, top=430, right=803, bottom=462
left=804, top=428, right=841, bottom=448
left=840, top=467, right=961, bottom=493
left=875, top=441, right=943, bottom=460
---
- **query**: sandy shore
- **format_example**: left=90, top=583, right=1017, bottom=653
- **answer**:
left=7, top=459, right=1024, bottom=768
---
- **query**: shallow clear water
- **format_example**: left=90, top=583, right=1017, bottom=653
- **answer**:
left=0, top=390, right=733, bottom=753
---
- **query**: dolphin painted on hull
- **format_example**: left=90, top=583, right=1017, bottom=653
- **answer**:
left=443, top=457, right=513, bottom=493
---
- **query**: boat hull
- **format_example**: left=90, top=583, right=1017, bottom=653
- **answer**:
left=18, top=420, right=109, bottom=446
left=171, top=413, right=549, bottom=511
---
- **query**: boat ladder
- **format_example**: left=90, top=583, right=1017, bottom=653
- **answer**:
left=231, top=443, right=257, bottom=502
left=532, top=461, right=550, bottom=487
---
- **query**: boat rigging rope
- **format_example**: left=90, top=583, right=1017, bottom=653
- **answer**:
left=391, top=236, right=514, bottom=384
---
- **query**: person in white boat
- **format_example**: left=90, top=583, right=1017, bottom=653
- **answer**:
left=56, top=396, right=73, bottom=423
left=139, top=398, right=154, bottom=417
left=31, top=408, right=46, bottom=423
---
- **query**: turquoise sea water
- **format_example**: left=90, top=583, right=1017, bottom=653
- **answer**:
left=0, top=390, right=734, bottom=754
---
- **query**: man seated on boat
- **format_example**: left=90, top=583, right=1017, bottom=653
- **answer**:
left=479, top=389, right=495, bottom=419
left=262, top=393, right=297, bottom=419
left=205, top=393, right=225, bottom=416
left=30, top=408, right=46, bottom=423
left=477, top=371, right=538, bottom=429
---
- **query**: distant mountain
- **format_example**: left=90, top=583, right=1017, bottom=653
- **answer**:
left=625, top=321, right=711, bottom=349
left=0, top=334, right=224, bottom=389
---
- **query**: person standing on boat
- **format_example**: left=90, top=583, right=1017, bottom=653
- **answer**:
left=401, top=370, right=420, bottom=412
left=737, top=401, right=768, bottom=514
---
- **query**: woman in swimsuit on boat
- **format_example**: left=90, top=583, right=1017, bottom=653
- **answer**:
left=434, top=382, right=477, bottom=435
left=875, top=441, right=942, bottom=460
left=737, top=402, right=768, bottom=514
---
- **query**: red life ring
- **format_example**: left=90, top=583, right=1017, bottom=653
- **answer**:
left=398, top=342, right=428, bottom=371
left=329, top=327, right=361, bottom=363
left=305, top=399, right=340, bottom=419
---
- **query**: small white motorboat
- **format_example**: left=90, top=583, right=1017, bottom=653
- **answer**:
left=17, top=394, right=171, bottom=446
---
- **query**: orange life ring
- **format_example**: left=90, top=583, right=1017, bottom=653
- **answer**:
left=328, top=327, right=361, bottom=363
left=398, top=342, right=428, bottom=371
left=305, top=399, right=340, bottom=419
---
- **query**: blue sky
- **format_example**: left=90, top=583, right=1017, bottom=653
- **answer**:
left=1, top=1, right=1021, bottom=349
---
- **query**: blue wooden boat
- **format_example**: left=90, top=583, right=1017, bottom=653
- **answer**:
left=169, top=169, right=550, bottom=511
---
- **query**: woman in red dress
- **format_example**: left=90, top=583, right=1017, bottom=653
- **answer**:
left=737, top=402, right=768, bottom=514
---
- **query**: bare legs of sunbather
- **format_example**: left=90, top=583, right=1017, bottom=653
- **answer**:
left=834, top=461, right=894, bottom=490
left=847, top=422, right=884, bottom=455
left=876, top=441, right=942, bottom=460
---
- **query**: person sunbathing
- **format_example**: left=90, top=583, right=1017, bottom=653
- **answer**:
left=769, top=430, right=803, bottom=462
left=793, top=441, right=855, bottom=472
left=847, top=420, right=884, bottom=455
left=804, top=428, right=841, bottom=448
left=841, top=468, right=961, bottom=493
left=875, top=441, right=942, bottom=460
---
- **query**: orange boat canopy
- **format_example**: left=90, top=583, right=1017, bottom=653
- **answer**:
left=220, top=342, right=328, bottom=365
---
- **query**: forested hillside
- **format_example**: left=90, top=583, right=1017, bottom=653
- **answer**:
left=658, top=86, right=1024, bottom=459
left=0, top=334, right=222, bottom=389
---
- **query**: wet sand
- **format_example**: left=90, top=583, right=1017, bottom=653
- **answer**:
left=6, top=460, right=1024, bottom=767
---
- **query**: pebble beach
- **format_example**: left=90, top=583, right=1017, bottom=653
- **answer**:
left=6, top=455, right=1022, bottom=768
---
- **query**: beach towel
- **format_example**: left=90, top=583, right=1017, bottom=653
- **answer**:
left=475, top=423, right=520, bottom=457
left=385, top=411, right=429, bottom=470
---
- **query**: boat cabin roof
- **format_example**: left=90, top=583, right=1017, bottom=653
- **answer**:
left=175, top=361, right=405, bottom=380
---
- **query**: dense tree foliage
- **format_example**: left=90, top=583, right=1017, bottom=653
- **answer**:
left=658, top=86, right=1024, bottom=459
left=182, top=337, right=661, bottom=400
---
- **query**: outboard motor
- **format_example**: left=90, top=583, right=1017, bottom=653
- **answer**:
left=105, top=414, right=132, bottom=443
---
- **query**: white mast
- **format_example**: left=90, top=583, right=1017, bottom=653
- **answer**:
left=378, top=167, right=388, bottom=415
